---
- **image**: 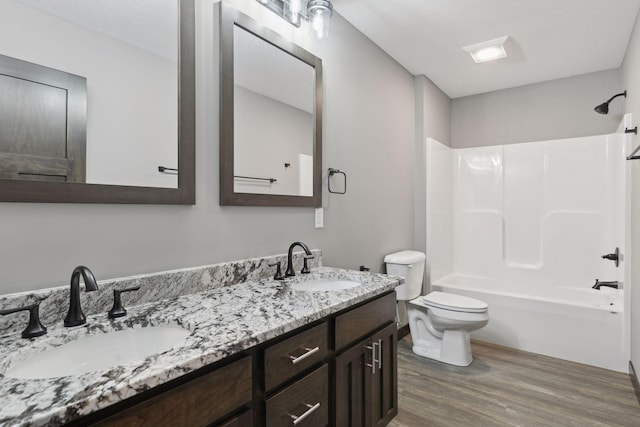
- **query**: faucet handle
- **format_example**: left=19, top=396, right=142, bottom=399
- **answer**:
left=601, top=247, right=620, bottom=267
left=0, top=302, right=47, bottom=338
left=108, top=286, right=141, bottom=319
left=301, top=255, right=314, bottom=274
left=268, top=262, right=285, bottom=281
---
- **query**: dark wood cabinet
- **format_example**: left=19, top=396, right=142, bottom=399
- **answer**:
left=264, top=322, right=328, bottom=392
left=218, top=410, right=253, bottom=427
left=334, top=292, right=396, bottom=351
left=91, top=356, right=252, bottom=427
left=265, top=364, right=328, bottom=426
left=334, top=306, right=398, bottom=427
left=370, top=323, right=398, bottom=427
left=334, top=336, right=373, bottom=426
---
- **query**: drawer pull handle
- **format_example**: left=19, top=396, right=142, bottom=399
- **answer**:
left=289, top=402, right=321, bottom=425
left=378, top=338, right=383, bottom=370
left=289, top=346, right=320, bottom=364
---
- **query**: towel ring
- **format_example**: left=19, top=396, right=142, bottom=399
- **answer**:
left=328, top=168, right=346, bottom=194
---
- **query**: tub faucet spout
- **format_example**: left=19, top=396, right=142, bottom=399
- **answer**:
left=592, top=279, right=620, bottom=290
left=285, top=242, right=313, bottom=277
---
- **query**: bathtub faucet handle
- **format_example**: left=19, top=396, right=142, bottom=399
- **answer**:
left=601, top=247, right=620, bottom=267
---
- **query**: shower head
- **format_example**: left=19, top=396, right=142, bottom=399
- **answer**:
left=594, top=102, right=609, bottom=115
left=594, top=90, right=627, bottom=115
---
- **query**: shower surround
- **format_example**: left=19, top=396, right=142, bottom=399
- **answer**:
left=426, top=130, right=629, bottom=372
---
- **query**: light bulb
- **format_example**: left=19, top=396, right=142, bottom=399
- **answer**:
left=289, top=0, right=302, bottom=14
left=311, top=9, right=330, bottom=39
left=308, top=0, right=332, bottom=39
left=473, top=46, right=506, bottom=62
left=285, top=0, right=302, bottom=25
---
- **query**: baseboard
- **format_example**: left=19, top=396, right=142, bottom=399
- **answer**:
left=630, top=361, right=640, bottom=406
left=398, top=324, right=410, bottom=340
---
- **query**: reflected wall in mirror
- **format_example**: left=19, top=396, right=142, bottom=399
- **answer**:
left=234, top=26, right=314, bottom=197
left=0, top=0, right=195, bottom=204
left=220, top=3, right=322, bottom=207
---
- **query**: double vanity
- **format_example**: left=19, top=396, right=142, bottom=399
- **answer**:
left=0, top=250, right=401, bottom=426
left=1, top=1, right=397, bottom=425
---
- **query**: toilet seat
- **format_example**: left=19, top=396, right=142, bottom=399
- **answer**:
left=421, top=291, right=488, bottom=313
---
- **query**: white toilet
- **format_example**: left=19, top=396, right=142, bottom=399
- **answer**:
left=384, top=250, right=489, bottom=367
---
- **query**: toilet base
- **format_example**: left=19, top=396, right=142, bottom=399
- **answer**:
left=412, top=329, right=473, bottom=367
left=407, top=294, right=488, bottom=367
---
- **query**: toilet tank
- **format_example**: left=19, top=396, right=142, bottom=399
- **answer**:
left=384, top=250, right=426, bottom=301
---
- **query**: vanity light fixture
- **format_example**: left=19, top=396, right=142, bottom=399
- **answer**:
left=256, top=0, right=333, bottom=39
left=462, top=36, right=509, bottom=63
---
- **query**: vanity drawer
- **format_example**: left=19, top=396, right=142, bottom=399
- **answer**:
left=265, top=364, right=328, bottom=427
left=93, top=356, right=252, bottom=427
left=334, top=292, right=396, bottom=351
left=265, top=322, right=328, bottom=391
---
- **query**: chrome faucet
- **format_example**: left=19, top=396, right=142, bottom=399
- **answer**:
left=285, top=242, right=313, bottom=277
left=592, top=279, right=620, bottom=290
left=64, top=266, right=99, bottom=327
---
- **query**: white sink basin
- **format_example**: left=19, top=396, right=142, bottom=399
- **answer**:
left=5, top=325, right=190, bottom=379
left=291, top=278, right=361, bottom=292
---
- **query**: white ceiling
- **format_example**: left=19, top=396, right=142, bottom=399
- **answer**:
left=13, top=0, right=177, bottom=61
left=332, top=0, right=640, bottom=98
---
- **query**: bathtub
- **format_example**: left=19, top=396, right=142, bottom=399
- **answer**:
left=431, top=274, right=627, bottom=372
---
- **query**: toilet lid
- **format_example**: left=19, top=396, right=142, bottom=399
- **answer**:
left=421, top=291, right=488, bottom=313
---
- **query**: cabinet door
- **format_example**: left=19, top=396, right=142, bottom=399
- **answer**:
left=334, top=337, right=373, bottom=427
left=370, top=323, right=398, bottom=427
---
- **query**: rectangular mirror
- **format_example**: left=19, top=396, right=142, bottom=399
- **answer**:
left=0, top=0, right=195, bottom=204
left=220, top=3, right=322, bottom=207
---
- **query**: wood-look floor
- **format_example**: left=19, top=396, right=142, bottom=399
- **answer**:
left=390, top=337, right=640, bottom=427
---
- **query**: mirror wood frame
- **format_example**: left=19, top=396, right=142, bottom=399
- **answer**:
left=219, top=3, right=322, bottom=207
left=0, top=0, right=195, bottom=204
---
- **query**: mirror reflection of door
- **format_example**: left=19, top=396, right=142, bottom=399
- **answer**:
left=0, top=55, right=86, bottom=183
left=233, top=25, right=315, bottom=197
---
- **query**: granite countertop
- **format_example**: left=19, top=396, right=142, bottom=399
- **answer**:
left=0, top=267, right=401, bottom=427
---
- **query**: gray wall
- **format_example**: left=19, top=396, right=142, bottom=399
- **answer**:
left=413, top=75, right=451, bottom=292
left=0, top=0, right=416, bottom=294
left=622, top=9, right=640, bottom=377
left=451, top=69, right=624, bottom=148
